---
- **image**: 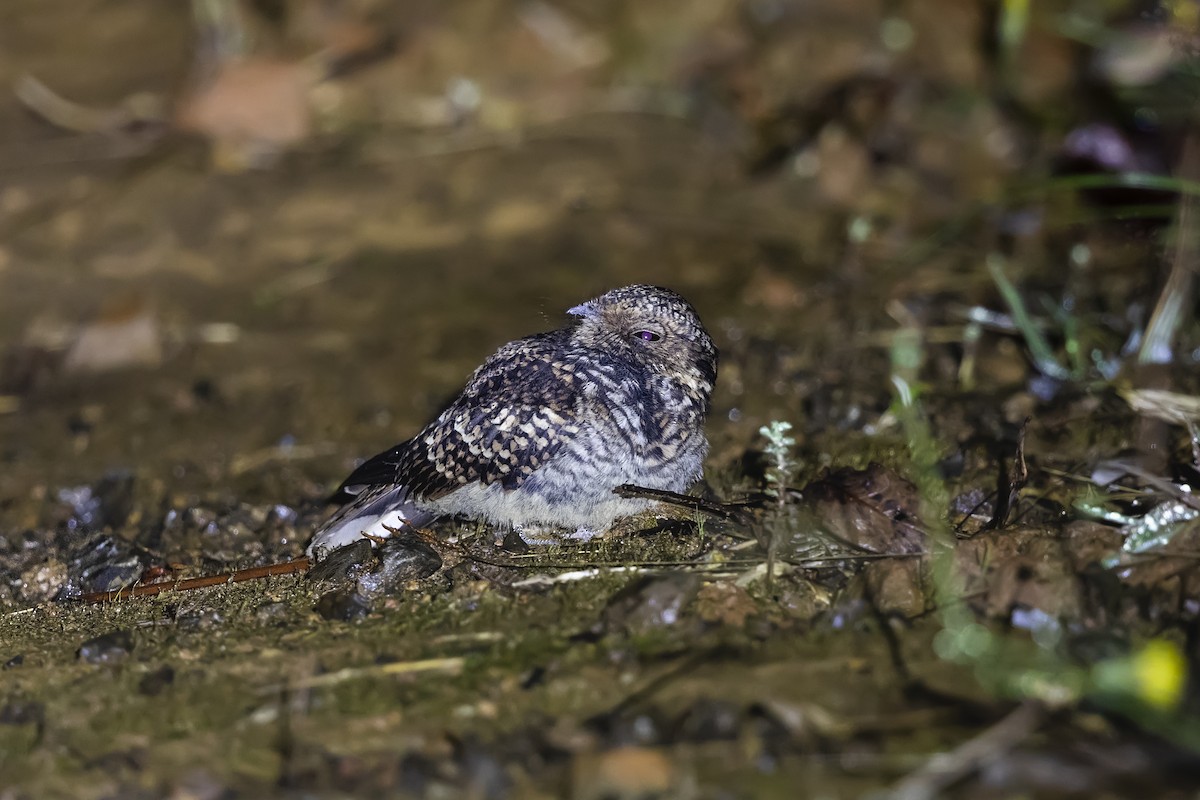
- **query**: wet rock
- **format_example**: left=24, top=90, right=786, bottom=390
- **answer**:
left=55, top=471, right=136, bottom=533
left=183, top=507, right=220, bottom=536
left=499, top=528, right=531, bottom=553
left=82, top=561, right=144, bottom=595
left=455, top=735, right=511, bottom=800
left=260, top=503, right=300, bottom=545
left=18, top=557, right=67, bottom=603
left=78, top=629, right=134, bottom=664
left=92, top=471, right=136, bottom=530
left=138, top=665, right=175, bottom=696
left=56, top=486, right=102, bottom=531
left=825, top=598, right=873, bottom=632
left=0, top=698, right=45, bottom=754
left=176, top=607, right=224, bottom=630
left=3, top=654, right=24, bottom=670
left=315, top=590, right=371, bottom=621
left=356, top=534, right=443, bottom=598
left=673, top=698, right=742, bottom=742
left=774, top=579, right=831, bottom=621
left=307, top=539, right=374, bottom=584
left=952, top=487, right=989, bottom=517
left=59, top=534, right=143, bottom=597
left=254, top=601, right=289, bottom=623
left=589, top=711, right=666, bottom=748
left=0, top=699, right=44, bottom=727
left=863, top=559, right=927, bottom=618
left=595, top=574, right=702, bottom=638
left=310, top=534, right=443, bottom=599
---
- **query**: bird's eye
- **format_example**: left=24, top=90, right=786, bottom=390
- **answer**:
left=635, top=330, right=661, bottom=342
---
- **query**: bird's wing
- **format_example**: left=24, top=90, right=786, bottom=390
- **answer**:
left=336, top=332, right=588, bottom=502
left=308, top=481, right=436, bottom=556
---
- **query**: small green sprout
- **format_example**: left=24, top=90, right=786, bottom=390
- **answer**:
left=758, top=420, right=798, bottom=508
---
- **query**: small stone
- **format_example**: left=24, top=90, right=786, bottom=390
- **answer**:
left=356, top=533, right=443, bottom=598
left=176, top=608, right=224, bottom=630
left=315, top=590, right=371, bottom=621
left=597, top=574, right=701, bottom=637
left=675, top=698, right=742, bottom=741
left=694, top=581, right=757, bottom=627
left=0, top=700, right=44, bottom=727
left=307, top=539, right=374, bottom=584
left=3, top=654, right=24, bottom=670
left=254, top=601, right=289, bottom=623
left=78, top=629, right=134, bottom=664
left=19, top=558, right=67, bottom=603
left=138, top=665, right=175, bottom=696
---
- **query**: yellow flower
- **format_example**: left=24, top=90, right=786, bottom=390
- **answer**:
left=1131, top=640, right=1187, bottom=711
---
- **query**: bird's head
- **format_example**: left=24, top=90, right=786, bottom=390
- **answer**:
left=568, top=285, right=718, bottom=401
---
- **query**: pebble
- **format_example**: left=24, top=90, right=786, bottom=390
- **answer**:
left=78, top=630, right=134, bottom=664
left=138, top=665, right=176, bottom=696
left=315, top=590, right=371, bottom=621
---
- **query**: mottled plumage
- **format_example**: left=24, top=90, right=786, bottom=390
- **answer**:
left=307, top=285, right=717, bottom=558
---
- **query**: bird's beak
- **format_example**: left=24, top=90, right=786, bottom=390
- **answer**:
left=567, top=300, right=597, bottom=319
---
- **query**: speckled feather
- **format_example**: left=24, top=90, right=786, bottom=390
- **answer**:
left=308, top=285, right=717, bottom=557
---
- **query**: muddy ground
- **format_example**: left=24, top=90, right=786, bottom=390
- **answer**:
left=2, top=1, right=1200, bottom=797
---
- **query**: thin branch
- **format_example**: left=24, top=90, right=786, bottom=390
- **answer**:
left=886, top=701, right=1045, bottom=800
left=613, top=483, right=752, bottom=522
left=75, top=558, right=311, bottom=603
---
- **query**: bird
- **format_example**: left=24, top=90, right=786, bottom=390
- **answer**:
left=306, top=284, right=718, bottom=559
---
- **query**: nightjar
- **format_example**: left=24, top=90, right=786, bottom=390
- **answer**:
left=307, top=285, right=717, bottom=558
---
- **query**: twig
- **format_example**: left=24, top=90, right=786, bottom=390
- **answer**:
left=1139, top=135, right=1199, bottom=365
left=613, top=483, right=751, bottom=522
left=987, top=417, right=1030, bottom=529
left=886, top=701, right=1045, bottom=800
left=1097, top=461, right=1200, bottom=513
left=76, top=558, right=311, bottom=603
left=260, top=657, right=464, bottom=693
left=15, top=74, right=163, bottom=134
left=512, top=565, right=651, bottom=589
left=229, top=442, right=338, bottom=475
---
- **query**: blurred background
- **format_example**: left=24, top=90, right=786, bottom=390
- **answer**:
left=0, top=0, right=1194, bottom=508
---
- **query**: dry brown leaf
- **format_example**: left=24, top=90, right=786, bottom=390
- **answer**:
left=175, top=58, right=318, bottom=169
left=62, top=295, right=163, bottom=373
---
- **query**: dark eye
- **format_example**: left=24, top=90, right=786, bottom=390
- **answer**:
left=635, top=330, right=661, bottom=342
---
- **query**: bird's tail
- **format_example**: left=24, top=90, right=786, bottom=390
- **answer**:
left=306, top=484, right=434, bottom=559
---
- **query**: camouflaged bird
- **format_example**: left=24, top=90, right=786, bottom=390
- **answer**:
left=306, top=285, right=717, bottom=558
